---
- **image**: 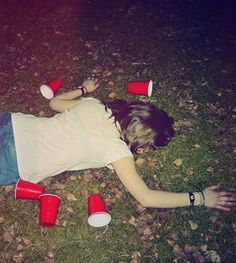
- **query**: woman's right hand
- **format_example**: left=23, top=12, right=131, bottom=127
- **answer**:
left=204, top=185, right=236, bottom=211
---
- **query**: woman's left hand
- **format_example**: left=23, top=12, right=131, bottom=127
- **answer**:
left=203, top=185, right=236, bottom=211
left=82, top=77, right=100, bottom=93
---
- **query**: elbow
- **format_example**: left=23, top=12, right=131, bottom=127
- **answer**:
left=135, top=191, right=152, bottom=208
left=49, top=99, right=56, bottom=111
left=138, top=199, right=151, bottom=208
left=49, top=99, right=62, bottom=112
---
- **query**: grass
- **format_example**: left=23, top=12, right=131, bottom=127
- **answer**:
left=0, top=1, right=235, bottom=262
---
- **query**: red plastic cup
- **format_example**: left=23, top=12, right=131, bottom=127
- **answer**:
left=39, top=194, right=61, bottom=227
left=127, top=80, right=153, bottom=97
left=15, top=179, right=45, bottom=200
left=40, top=78, right=62, bottom=99
left=87, top=194, right=111, bottom=227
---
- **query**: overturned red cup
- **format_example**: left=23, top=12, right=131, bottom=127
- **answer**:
left=15, top=179, right=45, bottom=200
left=127, top=80, right=153, bottom=97
left=87, top=194, right=111, bottom=227
left=40, top=78, right=62, bottom=99
left=39, top=194, right=61, bottom=227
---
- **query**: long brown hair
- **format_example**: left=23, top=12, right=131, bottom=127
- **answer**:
left=103, top=99, right=175, bottom=153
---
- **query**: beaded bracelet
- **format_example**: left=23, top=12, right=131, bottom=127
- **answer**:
left=197, top=190, right=206, bottom=206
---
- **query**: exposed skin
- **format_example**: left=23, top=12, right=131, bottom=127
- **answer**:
left=49, top=77, right=236, bottom=211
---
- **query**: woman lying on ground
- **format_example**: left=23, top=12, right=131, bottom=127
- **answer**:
left=0, top=77, right=235, bottom=211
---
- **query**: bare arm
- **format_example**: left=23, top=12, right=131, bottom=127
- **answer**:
left=112, top=157, right=236, bottom=210
left=49, top=78, right=99, bottom=112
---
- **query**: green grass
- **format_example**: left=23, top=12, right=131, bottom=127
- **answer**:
left=0, top=1, right=235, bottom=262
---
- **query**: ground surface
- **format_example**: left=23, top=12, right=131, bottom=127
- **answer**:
left=0, top=0, right=236, bottom=262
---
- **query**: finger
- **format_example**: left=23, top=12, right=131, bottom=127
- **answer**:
left=215, top=205, right=230, bottom=212
left=219, top=191, right=235, bottom=196
left=219, top=192, right=236, bottom=198
left=217, top=197, right=236, bottom=206
left=208, top=184, right=221, bottom=190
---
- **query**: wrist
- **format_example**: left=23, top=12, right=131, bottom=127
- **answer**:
left=82, top=85, right=88, bottom=94
left=188, top=192, right=201, bottom=207
left=78, top=85, right=88, bottom=95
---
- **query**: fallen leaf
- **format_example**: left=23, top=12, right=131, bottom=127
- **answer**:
left=128, top=216, right=136, bottom=226
left=66, top=193, right=77, bottom=202
left=22, top=237, right=32, bottom=246
left=131, top=251, right=141, bottom=263
left=83, top=173, right=94, bottom=183
left=173, top=244, right=186, bottom=259
left=148, top=157, right=156, bottom=166
left=142, top=225, right=153, bottom=236
left=171, top=173, right=182, bottom=179
left=167, top=239, right=175, bottom=246
left=108, top=92, right=117, bottom=99
left=207, top=167, right=214, bottom=172
left=0, top=216, right=5, bottom=223
left=186, top=167, right=194, bottom=176
left=189, top=220, right=198, bottom=230
left=174, top=158, right=183, bottom=167
left=205, top=250, right=221, bottom=263
left=4, top=185, right=14, bottom=192
left=3, top=229, right=13, bottom=242
left=66, top=207, right=75, bottom=213
left=135, top=158, right=145, bottom=166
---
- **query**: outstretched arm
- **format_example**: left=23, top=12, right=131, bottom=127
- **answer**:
left=49, top=77, right=99, bottom=112
left=112, top=157, right=236, bottom=211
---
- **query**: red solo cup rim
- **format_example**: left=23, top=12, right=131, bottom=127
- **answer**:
left=14, top=178, right=21, bottom=199
left=15, top=179, right=45, bottom=200
left=39, top=194, right=61, bottom=200
left=40, top=84, right=54, bottom=99
left=88, top=212, right=111, bottom=227
left=147, top=80, right=153, bottom=97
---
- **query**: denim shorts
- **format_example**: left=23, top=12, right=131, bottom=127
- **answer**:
left=0, top=112, right=20, bottom=185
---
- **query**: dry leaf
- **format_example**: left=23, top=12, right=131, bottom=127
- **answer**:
left=66, top=193, right=77, bottom=202
left=131, top=251, right=141, bottom=263
left=205, top=250, right=221, bottom=263
left=171, top=173, right=182, bottom=179
left=189, top=220, right=198, bottom=230
left=22, top=237, right=32, bottom=246
left=83, top=173, right=94, bottom=183
left=3, top=229, right=13, bottom=242
left=173, top=244, right=186, bottom=258
left=0, top=216, right=5, bottom=223
left=148, top=157, right=156, bottom=166
left=66, top=207, right=75, bottom=213
left=142, top=225, right=153, bottom=236
left=108, top=92, right=117, bottom=98
left=136, top=158, right=145, bottom=166
left=207, top=167, right=214, bottom=172
left=186, top=167, right=194, bottom=176
left=174, top=158, right=183, bottom=167
left=167, top=239, right=175, bottom=246
left=128, top=216, right=136, bottom=226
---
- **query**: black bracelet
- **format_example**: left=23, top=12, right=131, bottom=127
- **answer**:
left=188, top=192, right=195, bottom=208
left=80, top=86, right=85, bottom=96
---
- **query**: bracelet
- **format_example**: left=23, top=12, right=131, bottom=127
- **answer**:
left=78, top=85, right=87, bottom=96
left=82, top=86, right=88, bottom=94
left=188, top=192, right=195, bottom=208
left=197, top=190, right=205, bottom=206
